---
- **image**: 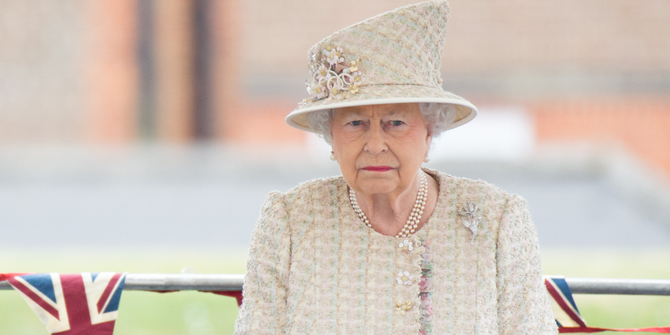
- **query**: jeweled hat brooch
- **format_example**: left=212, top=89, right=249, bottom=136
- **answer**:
left=285, top=0, right=478, bottom=133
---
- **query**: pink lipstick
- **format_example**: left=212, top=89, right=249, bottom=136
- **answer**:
left=363, top=166, right=393, bottom=172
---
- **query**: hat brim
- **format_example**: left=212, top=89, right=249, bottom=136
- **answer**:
left=286, top=84, right=477, bottom=134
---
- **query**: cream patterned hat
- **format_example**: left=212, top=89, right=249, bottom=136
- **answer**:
left=286, top=0, right=477, bottom=133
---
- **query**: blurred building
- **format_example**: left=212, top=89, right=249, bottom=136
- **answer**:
left=0, top=0, right=669, bottom=177
left=1, top=0, right=670, bottom=249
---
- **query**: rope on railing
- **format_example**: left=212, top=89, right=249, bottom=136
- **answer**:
left=1, top=275, right=669, bottom=295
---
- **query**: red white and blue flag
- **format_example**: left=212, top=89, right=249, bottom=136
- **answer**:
left=544, top=276, right=670, bottom=333
left=544, top=276, right=588, bottom=329
left=6, top=272, right=126, bottom=335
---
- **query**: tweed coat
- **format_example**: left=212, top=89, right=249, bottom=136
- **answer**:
left=234, top=169, right=558, bottom=334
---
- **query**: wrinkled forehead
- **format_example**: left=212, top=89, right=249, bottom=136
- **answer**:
left=333, top=103, right=422, bottom=120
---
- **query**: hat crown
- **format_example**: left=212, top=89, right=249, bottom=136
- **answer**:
left=288, top=0, right=476, bottom=134
left=304, top=1, right=450, bottom=104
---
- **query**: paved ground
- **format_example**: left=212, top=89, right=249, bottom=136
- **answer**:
left=1, top=144, right=669, bottom=250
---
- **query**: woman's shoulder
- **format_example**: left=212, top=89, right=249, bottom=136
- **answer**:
left=255, top=176, right=344, bottom=236
left=429, top=168, right=525, bottom=213
left=429, top=169, right=532, bottom=236
left=290, top=175, right=345, bottom=191
left=265, top=175, right=345, bottom=206
left=431, top=169, right=512, bottom=197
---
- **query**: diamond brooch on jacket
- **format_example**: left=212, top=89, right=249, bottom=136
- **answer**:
left=458, top=202, right=482, bottom=243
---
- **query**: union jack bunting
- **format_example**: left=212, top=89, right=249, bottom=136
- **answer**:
left=544, top=276, right=588, bottom=329
left=543, top=276, right=670, bottom=333
left=6, top=272, right=127, bottom=335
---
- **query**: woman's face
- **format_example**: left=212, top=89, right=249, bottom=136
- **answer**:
left=330, top=103, right=431, bottom=197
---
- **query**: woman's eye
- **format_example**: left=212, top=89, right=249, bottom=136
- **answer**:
left=350, top=120, right=362, bottom=126
left=390, top=120, right=404, bottom=126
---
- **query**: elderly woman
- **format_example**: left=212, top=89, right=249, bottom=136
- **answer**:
left=234, top=1, right=557, bottom=334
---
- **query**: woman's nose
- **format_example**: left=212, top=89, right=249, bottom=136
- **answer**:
left=364, top=123, right=387, bottom=155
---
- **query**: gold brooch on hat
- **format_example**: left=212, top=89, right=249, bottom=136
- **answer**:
left=304, top=46, right=363, bottom=103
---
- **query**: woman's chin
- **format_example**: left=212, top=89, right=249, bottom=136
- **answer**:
left=355, top=181, right=398, bottom=196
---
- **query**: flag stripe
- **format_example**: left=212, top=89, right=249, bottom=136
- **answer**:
left=552, top=277, right=580, bottom=313
left=545, top=278, right=583, bottom=319
left=545, top=279, right=587, bottom=327
left=60, top=273, right=93, bottom=332
left=103, top=274, right=126, bottom=313
left=544, top=277, right=585, bottom=327
left=96, top=274, right=121, bottom=313
left=559, top=326, right=670, bottom=333
left=8, top=277, right=60, bottom=320
left=22, top=274, right=57, bottom=304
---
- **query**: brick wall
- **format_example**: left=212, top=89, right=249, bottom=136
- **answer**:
left=532, top=98, right=670, bottom=179
left=83, top=0, right=139, bottom=143
left=445, top=0, right=670, bottom=73
left=0, top=1, right=86, bottom=142
left=242, top=0, right=670, bottom=98
left=0, top=0, right=668, bottom=153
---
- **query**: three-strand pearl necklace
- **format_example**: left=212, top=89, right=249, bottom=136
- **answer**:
left=349, top=173, right=428, bottom=238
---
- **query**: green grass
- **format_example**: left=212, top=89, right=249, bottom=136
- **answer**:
left=1, top=247, right=669, bottom=334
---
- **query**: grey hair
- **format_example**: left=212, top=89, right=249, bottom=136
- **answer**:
left=307, top=102, right=457, bottom=145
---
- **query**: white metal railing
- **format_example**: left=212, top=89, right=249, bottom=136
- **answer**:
left=563, top=278, right=670, bottom=296
left=2, top=275, right=670, bottom=295
left=0, top=274, right=244, bottom=292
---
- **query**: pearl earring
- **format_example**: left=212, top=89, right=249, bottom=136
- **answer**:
left=423, top=154, right=430, bottom=163
left=330, top=151, right=336, bottom=161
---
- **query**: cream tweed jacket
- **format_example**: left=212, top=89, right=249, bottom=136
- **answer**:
left=234, top=169, right=558, bottom=334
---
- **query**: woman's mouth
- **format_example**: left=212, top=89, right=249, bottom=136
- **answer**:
left=363, top=166, right=393, bottom=172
